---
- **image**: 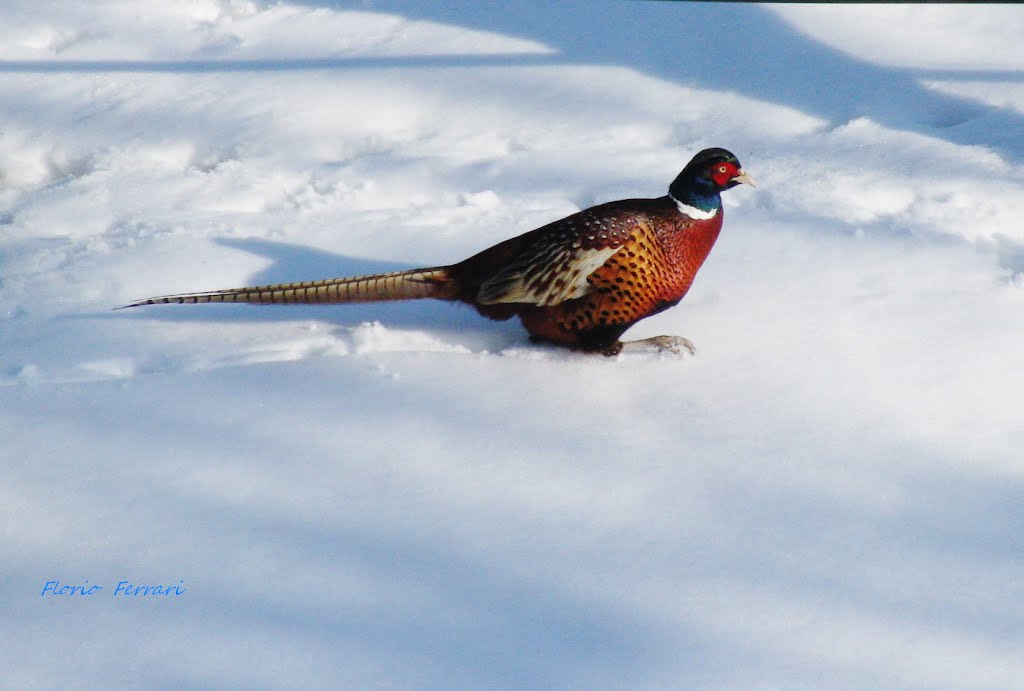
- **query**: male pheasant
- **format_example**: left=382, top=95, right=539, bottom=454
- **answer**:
left=122, top=148, right=753, bottom=355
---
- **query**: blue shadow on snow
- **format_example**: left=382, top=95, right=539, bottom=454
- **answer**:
left=1, top=2, right=1020, bottom=160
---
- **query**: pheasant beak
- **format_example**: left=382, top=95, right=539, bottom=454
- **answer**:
left=731, top=169, right=756, bottom=187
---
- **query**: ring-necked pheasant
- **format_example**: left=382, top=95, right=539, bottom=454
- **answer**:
left=121, top=148, right=753, bottom=355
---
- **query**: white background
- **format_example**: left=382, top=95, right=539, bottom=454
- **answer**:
left=3, top=2, right=1023, bottom=688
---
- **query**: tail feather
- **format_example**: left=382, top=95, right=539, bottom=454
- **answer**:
left=118, top=267, right=456, bottom=309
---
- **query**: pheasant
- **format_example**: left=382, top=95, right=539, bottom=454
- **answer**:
left=121, top=148, right=753, bottom=355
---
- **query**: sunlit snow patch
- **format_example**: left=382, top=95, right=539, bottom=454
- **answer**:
left=349, top=321, right=471, bottom=355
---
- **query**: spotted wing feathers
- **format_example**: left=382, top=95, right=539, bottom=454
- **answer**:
left=474, top=207, right=643, bottom=307
left=476, top=244, right=621, bottom=306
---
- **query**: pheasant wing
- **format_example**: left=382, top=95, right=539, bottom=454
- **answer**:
left=475, top=208, right=644, bottom=307
left=476, top=244, right=620, bottom=307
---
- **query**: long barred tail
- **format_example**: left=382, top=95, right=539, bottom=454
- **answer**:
left=118, top=267, right=457, bottom=309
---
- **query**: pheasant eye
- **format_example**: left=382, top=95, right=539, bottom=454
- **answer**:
left=717, top=165, right=728, bottom=174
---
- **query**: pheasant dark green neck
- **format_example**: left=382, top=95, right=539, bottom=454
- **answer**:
left=669, top=176, right=723, bottom=214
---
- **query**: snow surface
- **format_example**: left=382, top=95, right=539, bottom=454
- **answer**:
left=3, top=2, right=1024, bottom=688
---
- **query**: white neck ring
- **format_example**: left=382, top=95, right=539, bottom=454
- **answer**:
left=670, top=194, right=719, bottom=220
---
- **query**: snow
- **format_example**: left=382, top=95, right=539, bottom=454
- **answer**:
left=3, top=1, right=1024, bottom=688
